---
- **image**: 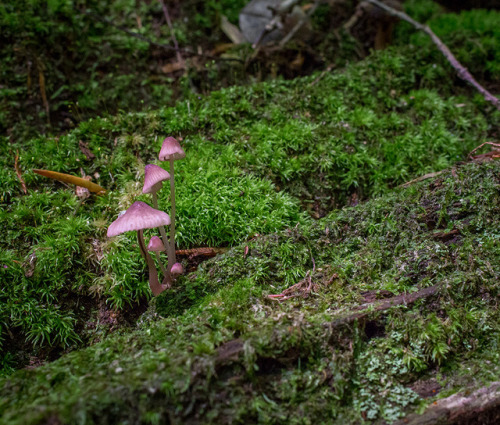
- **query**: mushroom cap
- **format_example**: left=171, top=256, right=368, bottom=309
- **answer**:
left=142, top=164, right=170, bottom=194
left=159, top=136, right=186, bottom=161
left=147, top=236, right=166, bottom=252
left=107, top=201, right=171, bottom=237
left=170, top=262, right=183, bottom=276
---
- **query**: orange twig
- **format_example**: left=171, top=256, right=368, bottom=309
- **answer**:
left=33, top=169, right=106, bottom=194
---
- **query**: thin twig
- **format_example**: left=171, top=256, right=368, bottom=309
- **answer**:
left=398, top=170, right=446, bottom=188
left=279, top=1, right=319, bottom=47
left=268, top=254, right=317, bottom=301
left=468, top=141, right=500, bottom=159
left=158, top=0, right=182, bottom=64
left=365, top=0, right=500, bottom=111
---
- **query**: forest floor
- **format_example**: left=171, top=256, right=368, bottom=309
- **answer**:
left=1, top=1, right=499, bottom=424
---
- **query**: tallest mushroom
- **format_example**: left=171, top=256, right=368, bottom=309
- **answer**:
left=159, top=136, right=185, bottom=266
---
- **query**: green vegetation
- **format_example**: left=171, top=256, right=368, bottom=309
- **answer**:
left=2, top=6, right=499, bottom=371
left=0, top=0, right=248, bottom=139
left=1, top=160, right=499, bottom=424
left=1, top=2, right=500, bottom=422
left=3, top=0, right=498, bottom=142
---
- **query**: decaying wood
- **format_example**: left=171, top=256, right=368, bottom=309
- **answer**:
left=214, top=284, right=441, bottom=368
left=326, top=283, right=440, bottom=328
left=398, top=381, right=500, bottom=425
left=365, top=0, right=500, bottom=111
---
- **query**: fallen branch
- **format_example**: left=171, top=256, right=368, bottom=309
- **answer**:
left=215, top=284, right=441, bottom=367
left=327, top=284, right=440, bottom=328
left=397, top=381, right=500, bottom=425
left=366, top=0, right=500, bottom=111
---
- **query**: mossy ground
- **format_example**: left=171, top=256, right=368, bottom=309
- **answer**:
left=1, top=160, right=499, bottom=424
left=1, top=2, right=500, bottom=423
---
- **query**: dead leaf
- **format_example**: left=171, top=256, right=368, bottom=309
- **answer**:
left=239, top=0, right=284, bottom=44
left=161, top=60, right=185, bottom=74
left=76, top=176, right=91, bottom=199
left=33, top=169, right=106, bottom=194
left=211, top=43, right=237, bottom=55
left=221, top=15, right=246, bottom=44
left=290, top=52, right=304, bottom=69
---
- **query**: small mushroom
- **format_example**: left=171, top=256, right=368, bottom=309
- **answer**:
left=170, top=262, right=183, bottom=279
left=147, top=235, right=168, bottom=277
left=158, top=137, right=185, bottom=267
left=142, top=164, right=170, bottom=195
left=147, top=236, right=166, bottom=252
left=143, top=164, right=171, bottom=278
left=107, top=201, right=171, bottom=295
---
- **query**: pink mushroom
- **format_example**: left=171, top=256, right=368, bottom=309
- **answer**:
left=107, top=201, right=171, bottom=296
left=158, top=136, right=185, bottom=270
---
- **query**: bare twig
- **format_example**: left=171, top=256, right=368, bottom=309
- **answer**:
left=309, top=64, right=335, bottom=86
left=279, top=1, right=319, bottom=47
left=365, top=0, right=500, bottom=111
left=468, top=141, right=500, bottom=159
left=268, top=255, right=318, bottom=301
left=398, top=170, right=446, bottom=188
left=158, top=0, right=182, bottom=64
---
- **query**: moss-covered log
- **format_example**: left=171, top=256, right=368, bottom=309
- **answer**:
left=1, top=160, right=499, bottom=424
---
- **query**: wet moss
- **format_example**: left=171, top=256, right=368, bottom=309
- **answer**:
left=1, top=160, right=498, bottom=424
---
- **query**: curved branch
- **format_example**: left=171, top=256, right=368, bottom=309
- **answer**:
left=365, top=0, right=500, bottom=111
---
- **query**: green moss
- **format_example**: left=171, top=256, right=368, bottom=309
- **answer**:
left=1, top=159, right=499, bottom=424
left=1, top=19, right=499, bottom=368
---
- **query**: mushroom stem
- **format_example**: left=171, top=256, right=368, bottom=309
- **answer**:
left=137, top=229, right=169, bottom=296
left=169, top=158, right=177, bottom=264
left=154, top=250, right=168, bottom=277
left=151, top=191, right=171, bottom=281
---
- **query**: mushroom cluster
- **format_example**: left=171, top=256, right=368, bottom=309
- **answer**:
left=107, top=137, right=185, bottom=296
